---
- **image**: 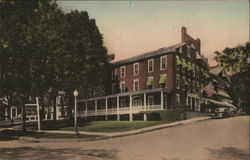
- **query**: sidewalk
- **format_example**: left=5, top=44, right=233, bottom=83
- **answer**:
left=39, top=117, right=211, bottom=138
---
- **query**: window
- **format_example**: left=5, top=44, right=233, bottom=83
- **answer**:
left=176, top=75, right=180, bottom=89
left=159, top=74, right=167, bottom=88
left=146, top=76, right=154, bottom=89
left=120, top=82, right=125, bottom=93
left=179, top=47, right=183, bottom=53
left=176, top=94, right=180, bottom=105
left=160, top=56, right=167, bottom=70
left=132, top=96, right=142, bottom=106
left=176, top=64, right=180, bottom=71
left=148, top=96, right=154, bottom=106
left=133, top=63, right=139, bottom=75
left=148, top=59, right=154, bottom=72
left=191, top=43, right=195, bottom=49
left=133, top=79, right=139, bottom=91
left=120, top=66, right=125, bottom=78
left=120, top=98, right=126, bottom=107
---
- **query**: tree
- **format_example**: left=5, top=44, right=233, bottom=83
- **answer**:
left=213, top=42, right=250, bottom=113
left=0, top=0, right=114, bottom=128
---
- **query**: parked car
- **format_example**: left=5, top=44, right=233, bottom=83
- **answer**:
left=212, top=107, right=231, bottom=119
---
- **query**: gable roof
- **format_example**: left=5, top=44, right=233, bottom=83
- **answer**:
left=112, top=42, right=186, bottom=66
left=209, top=66, right=224, bottom=75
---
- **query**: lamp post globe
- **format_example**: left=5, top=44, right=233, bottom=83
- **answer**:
left=73, top=90, right=78, bottom=97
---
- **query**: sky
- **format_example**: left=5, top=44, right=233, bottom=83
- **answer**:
left=58, top=0, right=249, bottom=66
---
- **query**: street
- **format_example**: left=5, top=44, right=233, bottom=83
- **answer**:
left=0, top=116, right=249, bottom=160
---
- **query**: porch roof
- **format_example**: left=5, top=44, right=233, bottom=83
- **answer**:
left=78, top=88, right=171, bottom=102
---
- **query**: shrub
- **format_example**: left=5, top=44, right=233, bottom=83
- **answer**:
left=140, top=108, right=186, bottom=121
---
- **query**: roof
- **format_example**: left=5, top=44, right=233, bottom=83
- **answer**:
left=112, top=42, right=186, bottom=66
left=209, top=66, right=224, bottom=75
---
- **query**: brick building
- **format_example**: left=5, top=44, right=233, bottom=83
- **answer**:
left=77, top=27, right=214, bottom=121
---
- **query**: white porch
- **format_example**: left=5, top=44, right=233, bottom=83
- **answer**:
left=77, top=88, right=170, bottom=121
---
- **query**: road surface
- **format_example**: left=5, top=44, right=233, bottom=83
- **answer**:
left=0, top=116, right=249, bottom=160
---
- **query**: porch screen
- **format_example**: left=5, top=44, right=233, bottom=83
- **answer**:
left=159, top=74, right=167, bottom=84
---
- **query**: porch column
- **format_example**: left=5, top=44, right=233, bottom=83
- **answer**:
left=143, top=93, right=147, bottom=121
left=105, top=98, right=108, bottom=121
left=129, top=95, right=133, bottom=121
left=95, top=99, right=97, bottom=115
left=10, top=107, right=13, bottom=120
left=15, top=107, right=18, bottom=118
left=85, top=101, right=88, bottom=118
left=117, top=96, right=120, bottom=121
left=5, top=108, right=8, bottom=120
left=160, top=90, right=164, bottom=110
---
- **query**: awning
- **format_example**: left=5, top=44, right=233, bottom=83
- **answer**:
left=184, top=79, right=189, bottom=86
left=159, top=74, right=167, bottom=84
left=207, top=99, right=236, bottom=109
left=204, top=72, right=210, bottom=78
left=187, top=63, right=193, bottom=70
left=176, top=57, right=182, bottom=65
left=146, top=78, right=154, bottom=86
left=217, top=91, right=230, bottom=98
left=182, top=61, right=188, bottom=68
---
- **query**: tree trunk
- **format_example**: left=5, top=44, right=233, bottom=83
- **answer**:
left=53, top=96, right=57, bottom=121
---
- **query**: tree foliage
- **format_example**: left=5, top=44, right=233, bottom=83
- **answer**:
left=0, top=0, right=114, bottom=120
left=213, top=42, right=250, bottom=113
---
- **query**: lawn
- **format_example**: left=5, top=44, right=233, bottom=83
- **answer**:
left=0, top=129, right=101, bottom=140
left=25, top=119, right=171, bottom=133
left=60, top=121, right=167, bottom=132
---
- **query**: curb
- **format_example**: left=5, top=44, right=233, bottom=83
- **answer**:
left=2, top=117, right=211, bottom=143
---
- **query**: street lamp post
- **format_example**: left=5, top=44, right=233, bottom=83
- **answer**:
left=73, top=90, right=78, bottom=134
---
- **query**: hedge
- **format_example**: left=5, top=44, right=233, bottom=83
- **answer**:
left=140, top=108, right=186, bottom=121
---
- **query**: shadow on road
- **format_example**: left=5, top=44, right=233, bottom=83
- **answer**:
left=0, top=147, right=119, bottom=160
left=207, top=147, right=249, bottom=160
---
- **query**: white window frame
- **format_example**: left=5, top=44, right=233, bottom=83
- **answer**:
left=176, top=75, right=180, bottom=89
left=148, top=59, right=154, bottom=73
left=133, top=63, right=139, bottom=75
left=120, top=81, right=125, bottom=93
left=120, top=66, right=125, bottom=78
left=160, top=55, right=167, bottom=70
left=176, top=94, right=180, bottom=105
left=179, top=47, right=183, bottom=53
left=133, top=79, right=139, bottom=91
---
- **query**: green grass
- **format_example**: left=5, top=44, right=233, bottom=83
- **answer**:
left=60, top=121, right=168, bottom=132
left=0, top=129, right=101, bottom=139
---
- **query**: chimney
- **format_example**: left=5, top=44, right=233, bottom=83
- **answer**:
left=196, top=38, right=201, bottom=53
left=181, top=26, right=187, bottom=42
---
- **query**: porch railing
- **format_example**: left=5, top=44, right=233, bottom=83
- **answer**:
left=77, top=105, right=162, bottom=117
